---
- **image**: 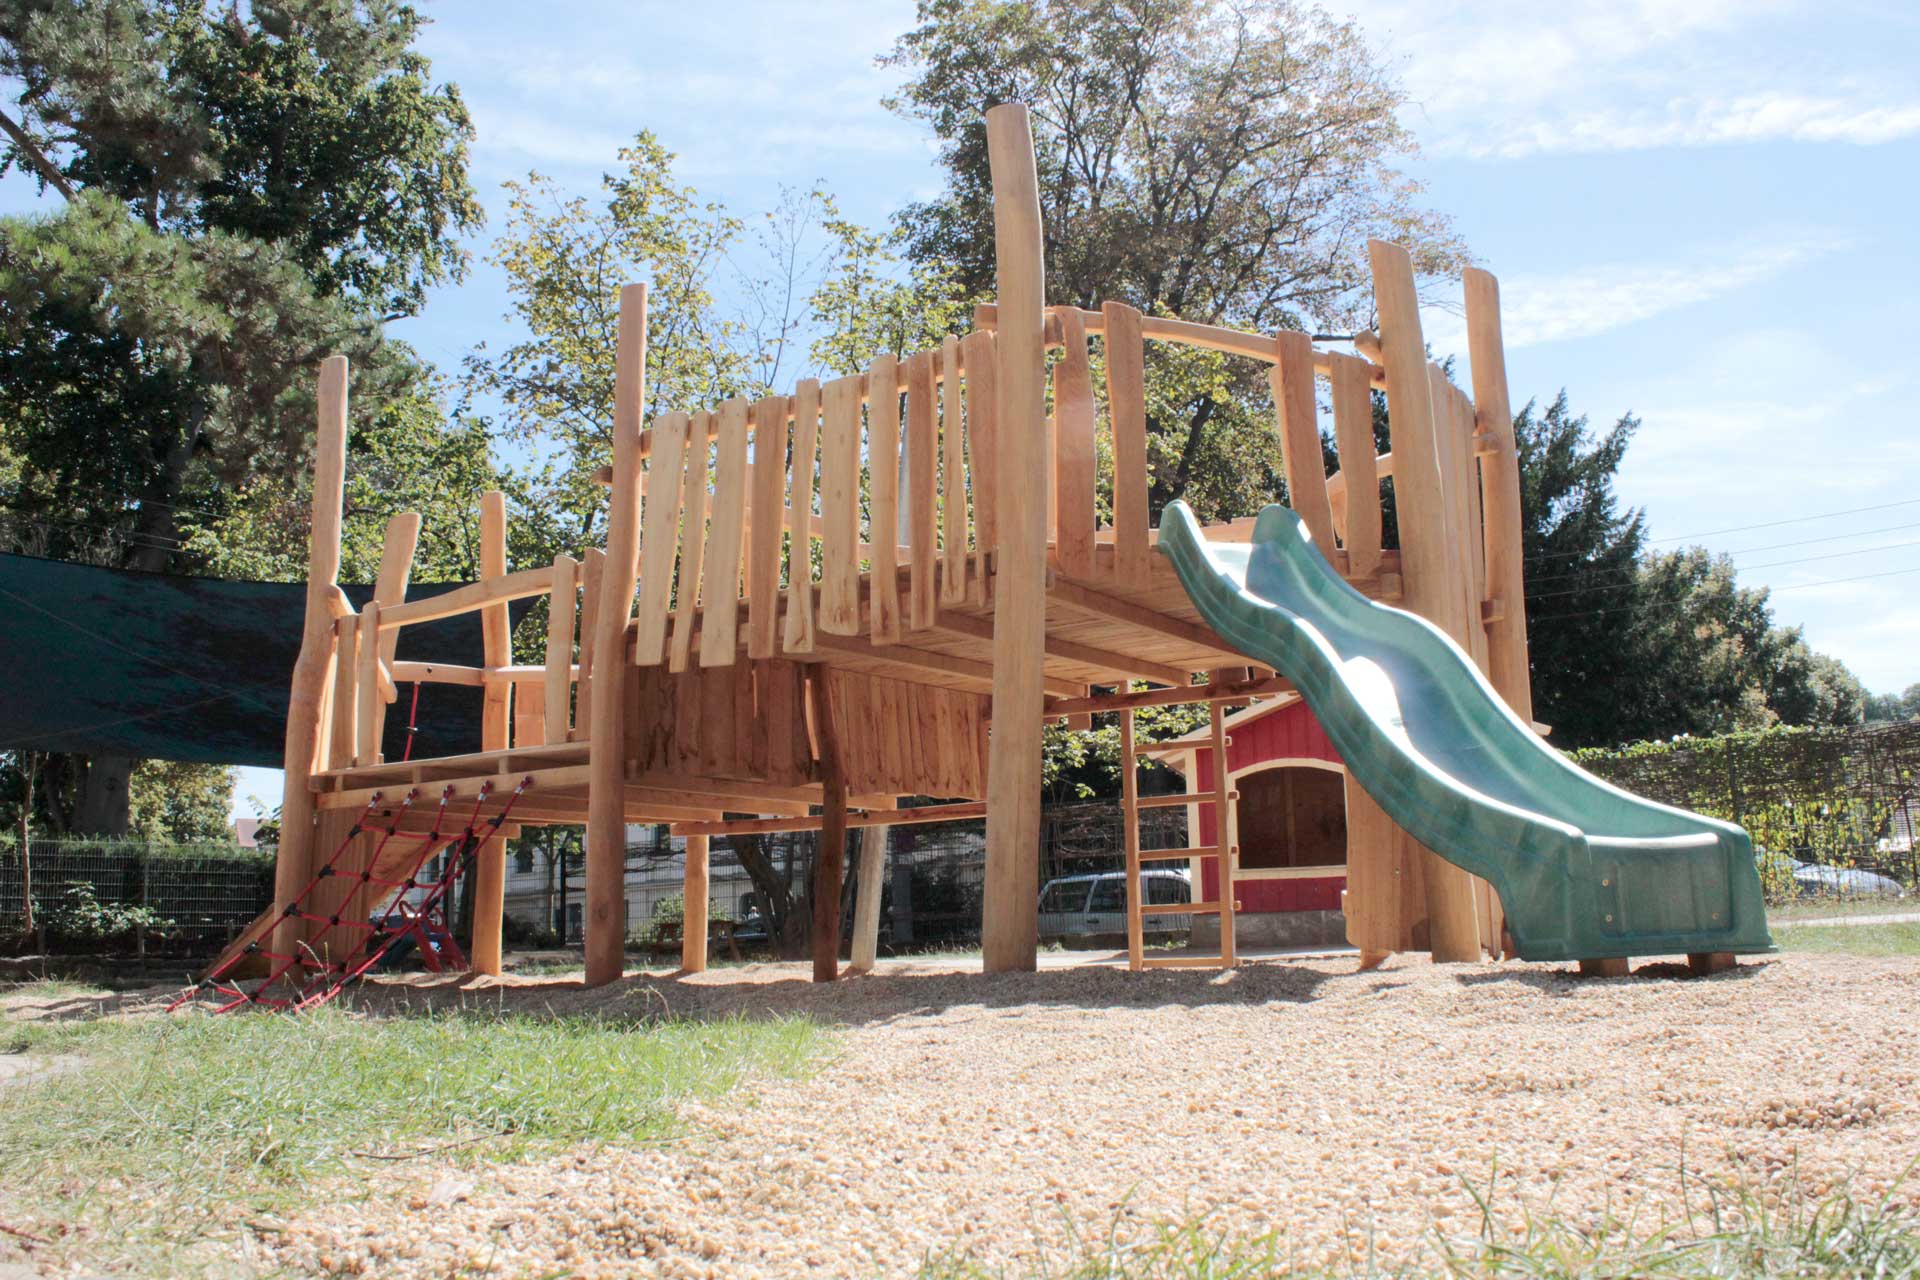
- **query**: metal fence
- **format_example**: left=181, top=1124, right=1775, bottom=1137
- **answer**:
left=1, top=840, right=275, bottom=943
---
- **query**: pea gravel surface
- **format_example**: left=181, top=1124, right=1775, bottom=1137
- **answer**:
left=273, top=951, right=1920, bottom=1278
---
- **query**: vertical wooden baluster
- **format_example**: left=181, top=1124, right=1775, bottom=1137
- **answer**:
left=1273, top=332, right=1337, bottom=561
left=962, top=330, right=997, bottom=599
left=668, top=418, right=709, bottom=673
left=1328, top=353, right=1382, bottom=581
left=544, top=553, right=578, bottom=741
left=575, top=547, right=606, bottom=734
left=785, top=379, right=822, bottom=655
left=905, top=348, right=938, bottom=629
left=699, top=397, right=750, bottom=667
left=328, top=614, right=357, bottom=770
left=819, top=374, right=864, bottom=636
left=1054, top=307, right=1097, bottom=579
left=747, top=395, right=789, bottom=660
left=1102, top=302, right=1150, bottom=589
left=939, top=335, right=969, bottom=605
left=634, top=412, right=690, bottom=665
left=864, top=357, right=902, bottom=642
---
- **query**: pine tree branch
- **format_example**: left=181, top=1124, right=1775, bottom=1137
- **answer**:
left=0, top=107, right=74, bottom=201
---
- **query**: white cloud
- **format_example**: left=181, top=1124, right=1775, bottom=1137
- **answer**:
left=1337, top=0, right=1920, bottom=159
left=1423, top=232, right=1842, bottom=355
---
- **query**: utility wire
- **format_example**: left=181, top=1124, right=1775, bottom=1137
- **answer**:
left=1523, top=539, right=1920, bottom=606
left=1519, top=497, right=1920, bottom=567
left=1524, top=564, right=1920, bottom=627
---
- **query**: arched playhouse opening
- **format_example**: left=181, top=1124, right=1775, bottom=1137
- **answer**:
left=1142, top=695, right=1351, bottom=950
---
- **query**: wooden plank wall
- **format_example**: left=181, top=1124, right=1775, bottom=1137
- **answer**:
left=826, top=670, right=990, bottom=800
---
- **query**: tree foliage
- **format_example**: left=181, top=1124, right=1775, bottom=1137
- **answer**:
left=884, top=0, right=1468, bottom=524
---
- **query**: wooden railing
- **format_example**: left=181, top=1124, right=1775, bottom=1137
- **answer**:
left=314, top=512, right=597, bottom=772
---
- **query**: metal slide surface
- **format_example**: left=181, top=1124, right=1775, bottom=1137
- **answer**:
left=1157, top=501, right=1773, bottom=961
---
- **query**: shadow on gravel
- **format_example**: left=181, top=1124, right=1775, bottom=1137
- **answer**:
left=331, top=955, right=1348, bottom=1029
left=1452, top=957, right=1771, bottom=995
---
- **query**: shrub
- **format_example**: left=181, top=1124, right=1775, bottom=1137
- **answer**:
left=38, top=885, right=172, bottom=948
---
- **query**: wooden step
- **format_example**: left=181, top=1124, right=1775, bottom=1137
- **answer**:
left=1135, top=791, right=1226, bottom=810
left=1138, top=845, right=1224, bottom=862
left=1142, top=954, right=1230, bottom=969
left=1140, top=899, right=1220, bottom=916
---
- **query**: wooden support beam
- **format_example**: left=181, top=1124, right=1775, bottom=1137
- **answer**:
left=1046, top=579, right=1250, bottom=666
left=1579, top=957, right=1631, bottom=979
left=809, top=667, right=847, bottom=983
left=585, top=284, right=647, bottom=988
left=929, top=611, right=1189, bottom=686
left=981, top=103, right=1048, bottom=975
left=848, top=819, right=890, bottom=974
left=681, top=834, right=710, bottom=974
left=1043, top=675, right=1293, bottom=720
left=672, top=800, right=988, bottom=838
left=273, top=354, right=350, bottom=962
left=813, top=632, right=1085, bottom=698
left=377, top=566, right=557, bottom=631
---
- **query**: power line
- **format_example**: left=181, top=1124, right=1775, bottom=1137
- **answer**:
left=1523, top=542, right=1920, bottom=607
left=1519, top=497, right=1920, bottom=567
left=1524, top=563, right=1920, bottom=627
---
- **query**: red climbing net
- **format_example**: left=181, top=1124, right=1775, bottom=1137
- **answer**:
left=170, top=776, right=531, bottom=1014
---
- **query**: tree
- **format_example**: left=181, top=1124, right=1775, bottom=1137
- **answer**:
left=0, top=0, right=480, bottom=832
left=126, top=759, right=234, bottom=842
left=884, top=0, right=1468, bottom=522
left=1865, top=684, right=1920, bottom=723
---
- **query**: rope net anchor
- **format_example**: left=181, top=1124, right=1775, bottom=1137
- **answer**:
left=168, top=777, right=532, bottom=1014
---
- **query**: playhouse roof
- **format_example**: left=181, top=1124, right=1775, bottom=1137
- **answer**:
left=1137, top=691, right=1304, bottom=757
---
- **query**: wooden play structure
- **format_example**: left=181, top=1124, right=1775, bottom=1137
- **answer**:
left=235, top=101, right=1583, bottom=997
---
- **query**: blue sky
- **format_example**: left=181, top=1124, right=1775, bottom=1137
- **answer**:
left=9, top=1, right=1914, bottom=815
left=394, top=0, right=1920, bottom=695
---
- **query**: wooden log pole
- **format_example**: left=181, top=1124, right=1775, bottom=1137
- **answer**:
left=681, top=833, right=710, bottom=974
left=468, top=490, right=512, bottom=977
left=980, top=103, right=1049, bottom=974
left=1463, top=268, right=1533, bottom=725
left=809, top=668, right=847, bottom=982
left=585, top=284, right=647, bottom=987
left=849, top=819, right=890, bottom=974
left=1368, top=238, right=1482, bottom=965
left=272, top=355, right=350, bottom=960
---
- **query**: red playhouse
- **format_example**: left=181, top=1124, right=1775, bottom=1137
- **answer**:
left=1144, top=694, right=1350, bottom=949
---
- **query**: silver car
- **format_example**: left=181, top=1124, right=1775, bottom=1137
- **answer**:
left=1790, top=859, right=1907, bottom=899
left=1038, top=870, right=1193, bottom=942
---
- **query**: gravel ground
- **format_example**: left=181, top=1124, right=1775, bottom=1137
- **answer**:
left=254, top=951, right=1920, bottom=1279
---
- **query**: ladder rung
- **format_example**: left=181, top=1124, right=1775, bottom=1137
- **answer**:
left=1142, top=954, right=1230, bottom=969
left=1140, top=900, right=1220, bottom=916
left=1139, top=846, right=1221, bottom=861
left=1135, top=791, right=1222, bottom=810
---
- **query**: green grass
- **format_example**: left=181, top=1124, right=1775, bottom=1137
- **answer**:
left=0, top=1004, right=826, bottom=1278
left=1774, top=920, right=1920, bottom=956
left=919, top=1173, right=1920, bottom=1279
left=1768, top=896, right=1915, bottom=924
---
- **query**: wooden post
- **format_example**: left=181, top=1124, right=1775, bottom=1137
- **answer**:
left=272, top=355, right=349, bottom=960
left=980, top=102, right=1048, bottom=974
left=809, top=668, right=847, bottom=983
left=1120, top=709, right=1145, bottom=971
left=584, top=284, right=647, bottom=987
left=1463, top=268, right=1533, bottom=725
left=681, top=834, right=710, bottom=973
left=849, top=821, right=889, bottom=974
left=1367, top=239, right=1482, bottom=964
left=467, top=491, right=511, bottom=977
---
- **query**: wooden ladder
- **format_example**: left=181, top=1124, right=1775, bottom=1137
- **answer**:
left=1121, top=701, right=1237, bottom=971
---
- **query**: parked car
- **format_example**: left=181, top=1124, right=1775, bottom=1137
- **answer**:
left=1038, top=869, right=1193, bottom=944
left=1789, top=859, right=1907, bottom=899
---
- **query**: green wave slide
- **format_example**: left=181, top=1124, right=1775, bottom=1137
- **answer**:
left=1158, top=500, right=1773, bottom=962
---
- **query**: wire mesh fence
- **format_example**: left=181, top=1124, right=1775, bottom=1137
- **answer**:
left=1576, top=720, right=1920, bottom=894
left=1, top=839, right=275, bottom=949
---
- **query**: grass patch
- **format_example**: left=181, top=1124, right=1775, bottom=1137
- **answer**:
left=0, top=1004, right=826, bottom=1278
left=1774, top=920, right=1920, bottom=956
left=919, top=1173, right=1920, bottom=1278
left=1768, top=896, right=1914, bottom=925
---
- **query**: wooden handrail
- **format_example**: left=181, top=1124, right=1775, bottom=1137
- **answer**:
left=972, top=304, right=1387, bottom=388
left=377, top=565, right=559, bottom=630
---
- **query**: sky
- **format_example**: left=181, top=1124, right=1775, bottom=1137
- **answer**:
left=8, top=1, right=1917, bottom=818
